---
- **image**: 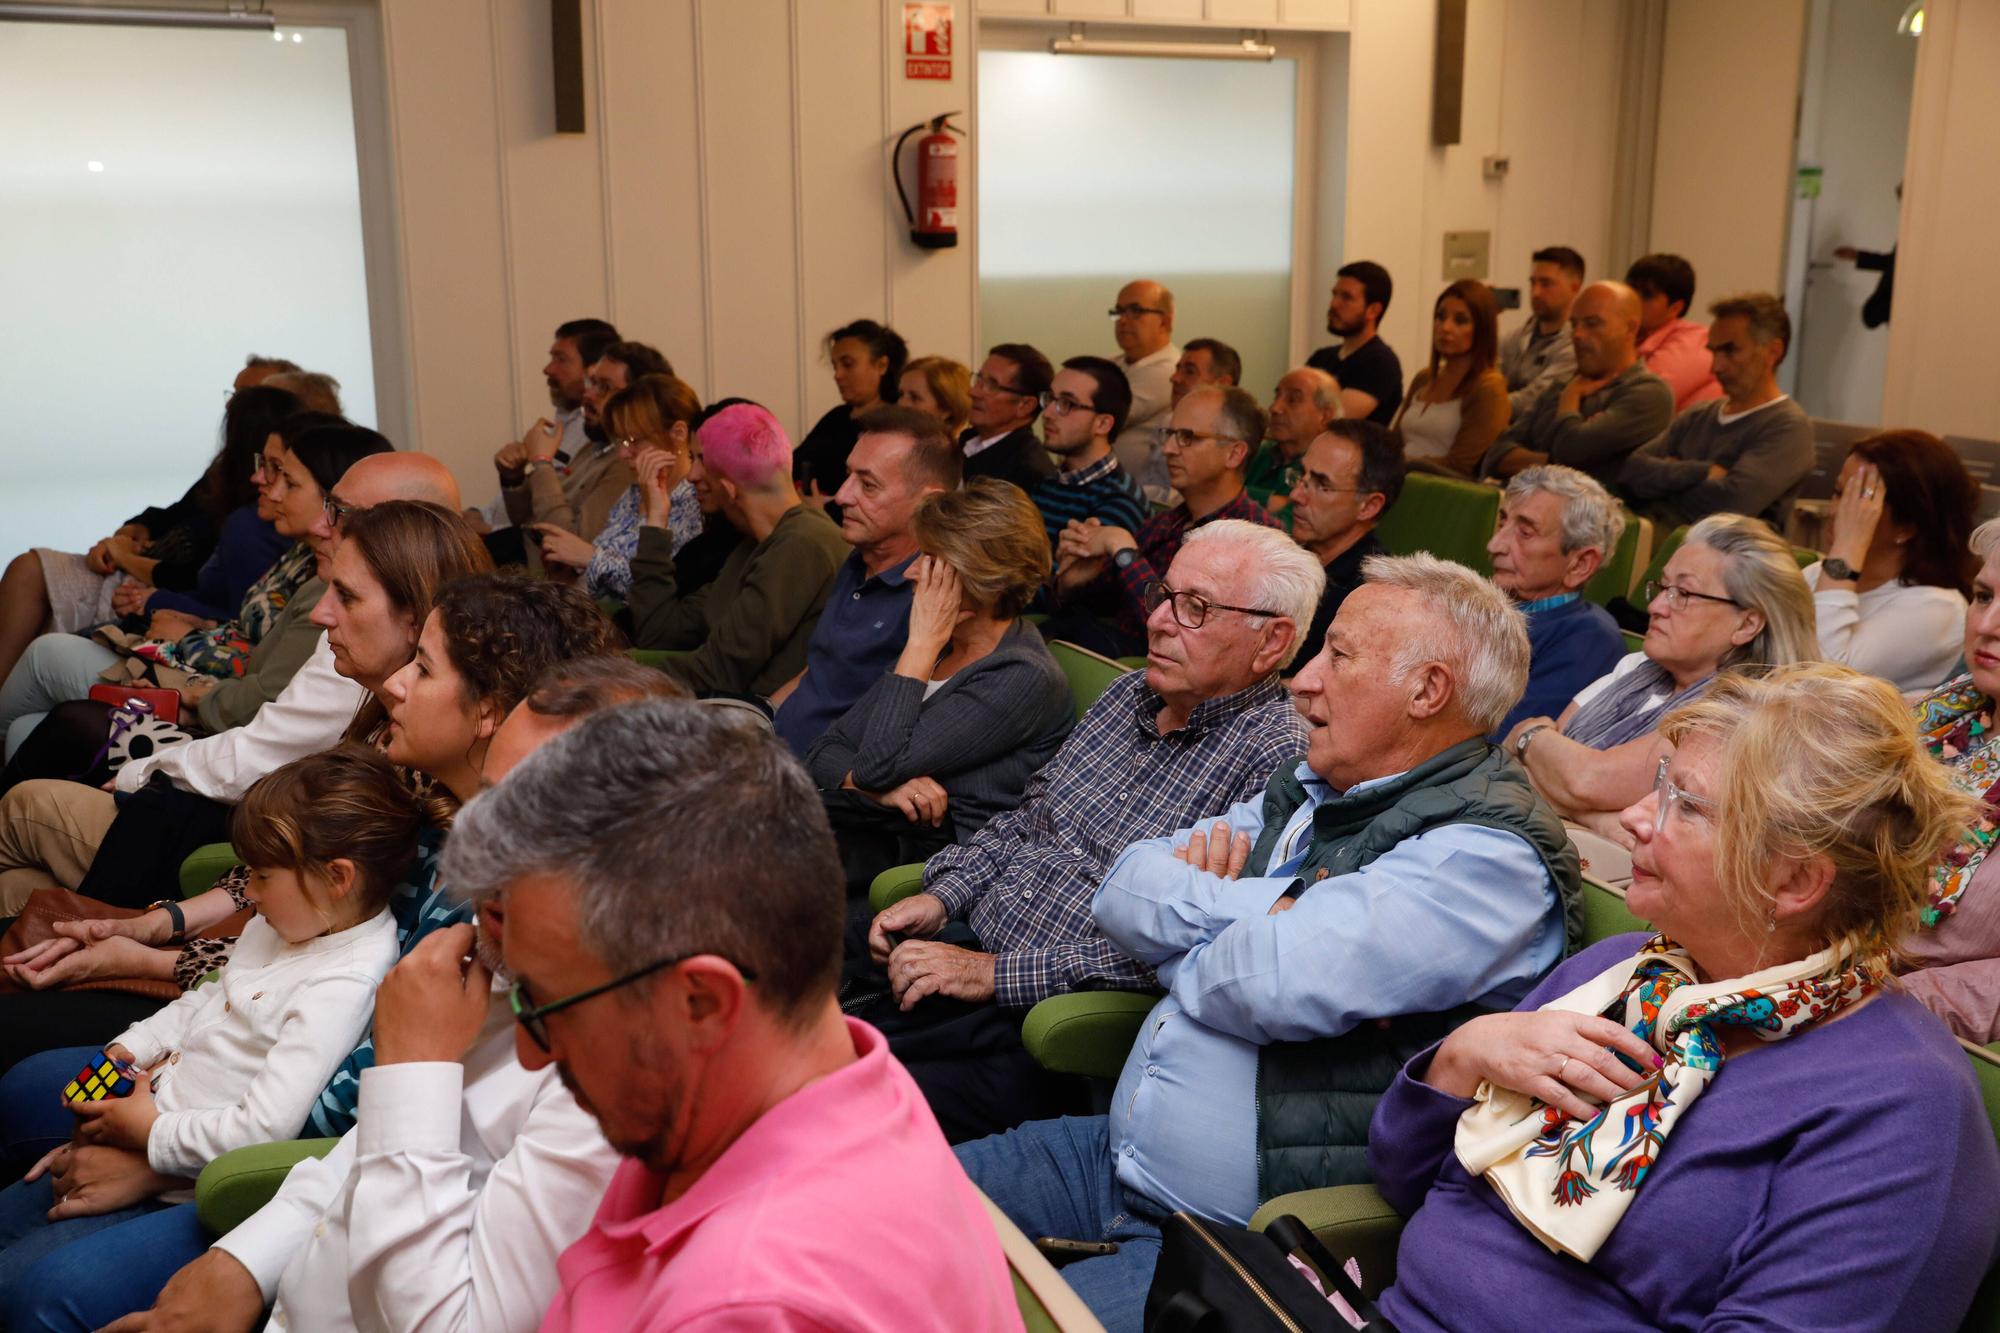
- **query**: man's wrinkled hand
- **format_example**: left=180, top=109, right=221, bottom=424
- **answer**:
left=886, top=940, right=996, bottom=1010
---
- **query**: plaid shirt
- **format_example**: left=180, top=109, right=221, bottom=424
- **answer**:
left=926, top=670, right=1308, bottom=1008
left=1110, top=491, right=1280, bottom=640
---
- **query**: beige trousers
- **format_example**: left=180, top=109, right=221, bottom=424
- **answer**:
left=0, top=779, right=118, bottom=913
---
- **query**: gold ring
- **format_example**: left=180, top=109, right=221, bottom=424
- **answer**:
left=1555, top=1054, right=1572, bottom=1079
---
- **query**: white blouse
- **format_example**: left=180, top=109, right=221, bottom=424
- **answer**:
left=1804, top=563, right=1967, bottom=695
left=1397, top=395, right=1464, bottom=461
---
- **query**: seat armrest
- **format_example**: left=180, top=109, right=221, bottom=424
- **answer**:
left=1250, top=1183, right=1405, bottom=1297
left=1020, top=991, right=1156, bottom=1080
left=867, top=862, right=929, bottom=914
left=195, top=1138, right=342, bottom=1236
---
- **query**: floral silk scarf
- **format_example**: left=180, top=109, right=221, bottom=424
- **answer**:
left=1454, top=936, right=1882, bottom=1262
left=1913, top=675, right=2000, bottom=925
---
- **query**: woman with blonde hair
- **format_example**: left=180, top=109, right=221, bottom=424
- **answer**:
left=1366, top=662, right=2000, bottom=1330
left=530, top=373, right=704, bottom=600
left=1393, top=278, right=1510, bottom=476
left=808, top=477, right=1073, bottom=885
left=899, top=355, right=973, bottom=441
left=1506, top=512, right=1818, bottom=841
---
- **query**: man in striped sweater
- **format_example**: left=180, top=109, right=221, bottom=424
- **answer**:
left=1028, top=355, right=1147, bottom=552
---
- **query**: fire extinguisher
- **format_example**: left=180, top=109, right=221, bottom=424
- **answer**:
left=894, top=113, right=963, bottom=250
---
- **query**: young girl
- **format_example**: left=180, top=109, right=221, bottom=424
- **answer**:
left=0, top=745, right=416, bottom=1297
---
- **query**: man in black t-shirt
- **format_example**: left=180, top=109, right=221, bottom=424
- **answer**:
left=1306, top=259, right=1404, bottom=427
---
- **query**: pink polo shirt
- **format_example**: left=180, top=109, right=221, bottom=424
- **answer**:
left=540, top=1017, right=1024, bottom=1333
left=1638, top=317, right=1723, bottom=412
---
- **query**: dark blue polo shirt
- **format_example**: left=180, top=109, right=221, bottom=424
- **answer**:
left=773, top=549, right=917, bottom=755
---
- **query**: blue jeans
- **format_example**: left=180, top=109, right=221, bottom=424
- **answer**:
left=0, top=1048, right=103, bottom=1179
left=955, top=1115, right=1165, bottom=1333
left=0, top=1183, right=205, bottom=1331
left=0, top=636, right=118, bottom=760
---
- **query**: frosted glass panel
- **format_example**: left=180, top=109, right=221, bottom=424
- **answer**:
left=979, top=50, right=1296, bottom=395
left=0, top=21, right=374, bottom=553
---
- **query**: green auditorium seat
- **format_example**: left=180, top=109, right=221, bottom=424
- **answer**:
left=179, top=842, right=243, bottom=898
left=1046, top=640, right=1134, bottom=723
left=196, top=1137, right=341, bottom=1235
left=1375, top=472, right=1501, bottom=576
left=1583, top=511, right=1651, bottom=607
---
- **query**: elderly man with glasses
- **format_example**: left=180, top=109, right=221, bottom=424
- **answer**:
left=860, top=519, right=1316, bottom=1143
left=1043, top=385, right=1282, bottom=658
left=960, top=553, right=1581, bottom=1332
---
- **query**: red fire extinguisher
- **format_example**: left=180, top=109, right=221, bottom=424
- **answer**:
left=894, top=113, right=963, bottom=250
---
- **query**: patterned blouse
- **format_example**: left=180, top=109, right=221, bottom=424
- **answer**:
left=586, top=481, right=701, bottom=601
left=150, top=541, right=318, bottom=679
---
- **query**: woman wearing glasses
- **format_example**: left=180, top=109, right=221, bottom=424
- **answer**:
left=1366, top=663, right=1998, bottom=1332
left=1504, top=513, right=1817, bottom=843
left=807, top=479, right=1072, bottom=889
left=0, top=419, right=389, bottom=771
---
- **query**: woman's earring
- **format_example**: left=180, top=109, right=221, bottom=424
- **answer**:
left=1765, top=906, right=1778, bottom=934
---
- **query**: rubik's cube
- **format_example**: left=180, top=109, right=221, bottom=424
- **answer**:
left=61, top=1050, right=136, bottom=1104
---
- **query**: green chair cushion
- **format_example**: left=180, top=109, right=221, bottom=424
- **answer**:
left=1020, top=991, right=1157, bottom=1080
left=179, top=842, right=242, bottom=899
left=195, top=1138, right=340, bottom=1236
left=1047, top=641, right=1133, bottom=722
left=1583, top=510, right=1645, bottom=606
left=1375, top=473, right=1502, bottom=576
left=1580, top=876, right=1647, bottom=946
left=1250, top=1183, right=1404, bottom=1297
left=868, top=862, right=928, bottom=914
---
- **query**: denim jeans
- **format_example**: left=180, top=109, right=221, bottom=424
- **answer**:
left=0, top=1185, right=205, bottom=1332
left=955, top=1114, right=1165, bottom=1333
left=0, top=1046, right=104, bottom=1179
left=0, top=635, right=118, bottom=760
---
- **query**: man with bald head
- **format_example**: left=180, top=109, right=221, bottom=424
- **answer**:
left=1245, top=367, right=1341, bottom=518
left=1109, top=278, right=1181, bottom=501
left=1482, top=281, right=1674, bottom=488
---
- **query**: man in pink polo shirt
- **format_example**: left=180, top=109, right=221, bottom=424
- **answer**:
left=1625, top=252, right=1724, bottom=412
left=442, top=698, right=1024, bottom=1333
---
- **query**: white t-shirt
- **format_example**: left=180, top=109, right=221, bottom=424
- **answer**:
left=1804, top=563, right=1967, bottom=695
left=1398, top=395, right=1464, bottom=461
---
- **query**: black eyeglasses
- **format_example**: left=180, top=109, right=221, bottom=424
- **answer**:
left=1642, top=579, right=1740, bottom=611
left=1108, top=304, right=1167, bottom=319
left=1143, top=579, right=1279, bottom=630
left=508, top=951, right=759, bottom=1053
left=1161, top=427, right=1246, bottom=451
left=972, top=372, right=1037, bottom=400
left=1042, top=393, right=1095, bottom=418
left=322, top=494, right=366, bottom=529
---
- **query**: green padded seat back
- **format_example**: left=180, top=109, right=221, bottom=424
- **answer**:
left=1580, top=876, right=1648, bottom=945
left=195, top=1138, right=341, bottom=1236
left=1583, top=511, right=1648, bottom=606
left=1375, top=472, right=1501, bottom=576
left=1635, top=525, right=1689, bottom=595
left=1048, top=640, right=1133, bottom=722
left=179, top=842, right=243, bottom=899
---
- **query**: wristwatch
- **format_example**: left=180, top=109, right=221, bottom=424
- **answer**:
left=145, top=898, right=188, bottom=945
left=1112, top=549, right=1138, bottom=572
left=1514, top=723, right=1551, bottom=761
left=1821, top=557, right=1860, bottom=583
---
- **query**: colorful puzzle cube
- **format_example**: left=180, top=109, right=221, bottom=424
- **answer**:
left=61, top=1050, right=136, bottom=1104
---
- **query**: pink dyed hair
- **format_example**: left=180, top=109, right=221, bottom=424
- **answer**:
left=698, top=403, right=794, bottom=488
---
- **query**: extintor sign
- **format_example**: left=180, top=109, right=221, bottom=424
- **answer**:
left=904, top=2, right=952, bottom=81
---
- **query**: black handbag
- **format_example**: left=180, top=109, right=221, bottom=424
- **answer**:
left=1145, top=1211, right=1392, bottom=1332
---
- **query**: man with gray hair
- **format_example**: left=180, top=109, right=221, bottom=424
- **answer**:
left=449, top=699, right=1020, bottom=1329
left=864, top=518, right=1316, bottom=1142
left=1619, top=292, right=1813, bottom=528
left=1486, top=463, right=1628, bottom=738
left=958, top=553, right=1580, bottom=1330
left=1246, top=366, right=1342, bottom=520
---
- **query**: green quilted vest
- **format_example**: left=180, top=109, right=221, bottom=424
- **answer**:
left=1248, top=737, right=1583, bottom=1204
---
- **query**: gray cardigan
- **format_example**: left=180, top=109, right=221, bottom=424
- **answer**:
left=805, top=619, right=1074, bottom=836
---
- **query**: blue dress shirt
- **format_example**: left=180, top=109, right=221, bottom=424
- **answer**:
left=1092, top=760, right=1564, bottom=1225
left=773, top=550, right=917, bottom=754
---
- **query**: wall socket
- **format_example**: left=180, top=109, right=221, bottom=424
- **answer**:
left=1482, top=154, right=1510, bottom=180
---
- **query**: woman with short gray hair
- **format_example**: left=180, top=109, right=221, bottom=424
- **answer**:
left=1506, top=512, right=1817, bottom=843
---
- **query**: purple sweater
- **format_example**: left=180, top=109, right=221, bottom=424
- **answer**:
left=1368, top=934, right=2000, bottom=1332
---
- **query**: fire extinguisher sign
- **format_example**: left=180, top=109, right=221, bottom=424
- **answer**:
left=903, top=2, right=952, bottom=81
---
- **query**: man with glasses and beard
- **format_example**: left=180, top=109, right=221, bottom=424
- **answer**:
left=1025, top=355, right=1146, bottom=551
left=110, top=657, right=677, bottom=1333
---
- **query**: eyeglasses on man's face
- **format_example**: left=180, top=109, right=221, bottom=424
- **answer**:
left=1643, top=579, right=1740, bottom=612
left=1142, top=579, right=1278, bottom=631
left=1161, top=427, right=1245, bottom=452
left=972, top=372, right=1037, bottom=400
left=1042, top=393, right=1094, bottom=419
left=322, top=494, right=366, bottom=529
left=508, top=951, right=760, bottom=1054
left=1650, top=755, right=1715, bottom=827
left=1108, top=304, right=1167, bottom=320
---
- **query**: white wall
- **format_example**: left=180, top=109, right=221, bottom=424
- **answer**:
left=1649, top=0, right=1807, bottom=311
left=370, top=0, right=976, bottom=502
left=1883, top=0, right=2000, bottom=441
left=1339, top=0, right=1623, bottom=373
